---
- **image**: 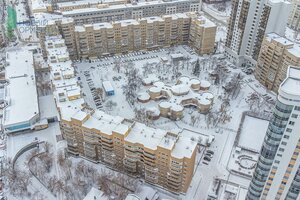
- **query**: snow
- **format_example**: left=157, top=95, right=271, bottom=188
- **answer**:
left=146, top=107, right=160, bottom=116
left=63, top=2, right=194, bottom=15
left=83, top=187, right=108, bottom=200
left=200, top=80, right=211, bottom=88
left=113, top=123, right=129, bottom=135
left=280, top=66, right=300, bottom=96
left=171, top=136, right=197, bottom=159
left=238, top=116, right=269, bottom=152
left=102, top=80, right=114, bottom=92
left=159, top=101, right=171, bottom=109
left=3, top=50, right=39, bottom=130
left=143, top=74, right=159, bottom=85
left=153, top=81, right=165, bottom=88
left=125, top=123, right=167, bottom=150
left=171, top=84, right=190, bottom=95
left=137, top=92, right=150, bottom=101
left=149, top=87, right=161, bottom=93
left=38, top=95, right=59, bottom=120
left=171, top=104, right=184, bottom=112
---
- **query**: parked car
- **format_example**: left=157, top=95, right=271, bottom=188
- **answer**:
left=206, top=150, right=214, bottom=155
left=202, top=161, right=209, bottom=165
left=204, top=156, right=211, bottom=162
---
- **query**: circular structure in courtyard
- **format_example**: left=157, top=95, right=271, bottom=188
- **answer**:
left=149, top=87, right=162, bottom=99
left=200, top=80, right=211, bottom=90
left=178, top=76, right=190, bottom=84
left=170, top=104, right=184, bottom=120
left=137, top=92, right=150, bottom=103
left=190, top=79, right=201, bottom=90
left=146, top=107, right=160, bottom=120
left=159, top=101, right=171, bottom=117
left=202, top=92, right=214, bottom=101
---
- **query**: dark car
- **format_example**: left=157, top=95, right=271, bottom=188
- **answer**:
left=206, top=150, right=214, bottom=155
left=204, top=156, right=211, bottom=162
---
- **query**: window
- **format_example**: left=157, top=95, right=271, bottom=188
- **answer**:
left=279, top=148, right=284, bottom=152
left=291, top=114, right=298, bottom=118
left=289, top=121, right=295, bottom=126
left=286, top=128, right=292, bottom=133
left=277, top=154, right=282, bottom=157
left=282, top=141, right=287, bottom=146
left=288, top=164, right=294, bottom=168
left=295, top=106, right=300, bottom=111
left=284, top=135, right=290, bottom=139
left=275, top=160, right=280, bottom=164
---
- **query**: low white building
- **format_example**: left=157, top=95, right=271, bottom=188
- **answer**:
left=3, top=50, right=40, bottom=133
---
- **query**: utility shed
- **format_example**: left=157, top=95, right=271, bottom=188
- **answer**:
left=102, top=81, right=114, bottom=96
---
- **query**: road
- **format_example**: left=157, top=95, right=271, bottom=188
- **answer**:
left=202, top=6, right=228, bottom=27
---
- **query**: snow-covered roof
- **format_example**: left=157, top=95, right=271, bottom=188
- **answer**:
left=149, top=87, right=161, bottom=93
left=280, top=66, right=300, bottom=96
left=238, top=115, right=269, bottom=152
left=62, top=1, right=195, bottom=15
left=137, top=92, right=150, bottom=101
left=142, top=74, right=159, bottom=85
left=3, top=50, right=39, bottom=128
left=171, top=84, right=190, bottom=95
left=83, top=187, right=108, bottom=200
left=125, top=123, right=167, bottom=150
left=38, top=95, right=59, bottom=120
left=113, top=123, right=129, bottom=135
left=102, top=81, right=114, bottom=92
left=200, top=80, right=211, bottom=88
left=171, top=136, right=197, bottom=159
left=82, top=110, right=123, bottom=134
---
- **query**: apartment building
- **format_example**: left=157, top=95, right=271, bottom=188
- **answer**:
left=57, top=0, right=127, bottom=11
left=247, top=66, right=300, bottom=200
left=44, top=31, right=198, bottom=194
left=61, top=0, right=201, bottom=25
left=72, top=13, right=216, bottom=58
left=189, top=15, right=216, bottom=54
left=225, top=0, right=291, bottom=68
left=255, top=33, right=300, bottom=93
left=288, top=0, right=300, bottom=31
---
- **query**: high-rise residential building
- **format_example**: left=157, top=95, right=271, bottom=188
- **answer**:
left=61, top=0, right=201, bottom=25
left=288, top=0, right=300, bottom=31
left=247, top=66, right=300, bottom=200
left=39, top=13, right=216, bottom=59
left=43, top=28, right=198, bottom=194
left=255, top=33, right=300, bottom=93
left=225, top=0, right=291, bottom=67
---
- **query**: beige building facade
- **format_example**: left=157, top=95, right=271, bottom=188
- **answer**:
left=72, top=13, right=216, bottom=58
left=255, top=33, right=300, bottom=93
left=39, top=13, right=216, bottom=59
left=288, top=0, right=300, bottom=31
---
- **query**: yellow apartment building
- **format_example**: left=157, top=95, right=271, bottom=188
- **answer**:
left=255, top=33, right=300, bottom=93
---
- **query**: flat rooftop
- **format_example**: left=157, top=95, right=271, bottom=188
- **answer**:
left=280, top=66, right=300, bottom=96
left=62, top=0, right=197, bottom=15
left=238, top=115, right=269, bottom=152
left=3, top=50, right=39, bottom=127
